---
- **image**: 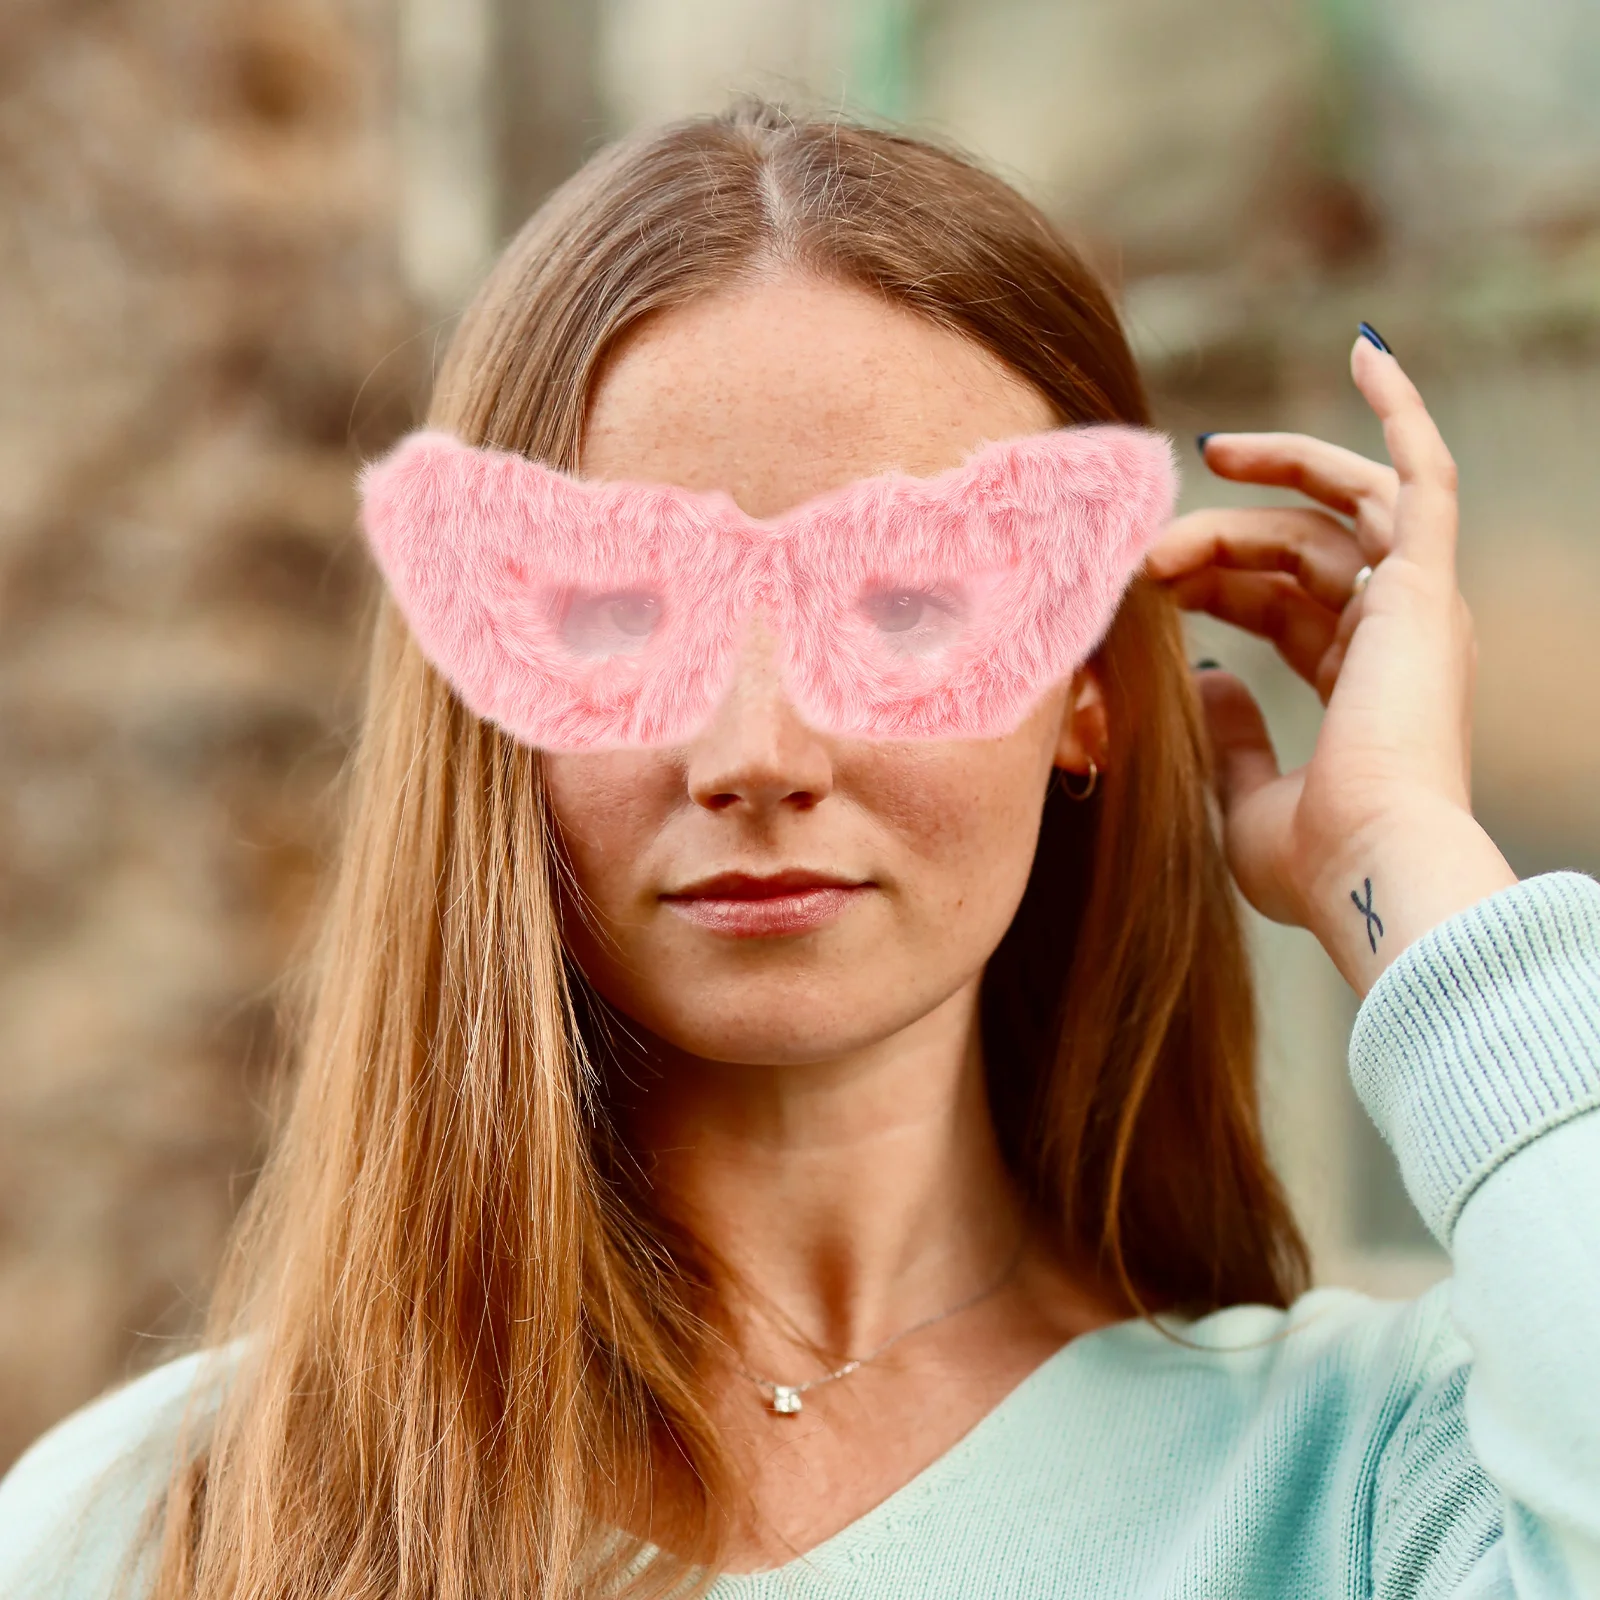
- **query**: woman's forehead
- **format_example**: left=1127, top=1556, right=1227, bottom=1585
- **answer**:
left=580, top=272, right=1055, bottom=519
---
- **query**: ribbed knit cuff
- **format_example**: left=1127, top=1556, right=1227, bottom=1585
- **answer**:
left=1348, top=869, right=1600, bottom=1250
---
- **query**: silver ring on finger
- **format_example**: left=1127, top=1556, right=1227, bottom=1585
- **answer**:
left=1349, top=563, right=1374, bottom=601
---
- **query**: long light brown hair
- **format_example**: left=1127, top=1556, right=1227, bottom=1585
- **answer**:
left=146, top=98, right=1308, bottom=1600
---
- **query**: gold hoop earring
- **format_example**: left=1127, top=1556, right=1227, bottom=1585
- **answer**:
left=1058, top=757, right=1098, bottom=801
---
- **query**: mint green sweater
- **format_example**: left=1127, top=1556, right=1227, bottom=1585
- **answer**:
left=4, top=872, right=1599, bottom=1598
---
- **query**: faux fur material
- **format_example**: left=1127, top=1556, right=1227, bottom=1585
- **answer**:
left=358, top=426, right=1179, bottom=749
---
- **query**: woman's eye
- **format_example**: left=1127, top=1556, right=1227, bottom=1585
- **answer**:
left=858, top=586, right=965, bottom=653
left=560, top=589, right=664, bottom=655
left=607, top=594, right=660, bottom=635
left=862, top=590, right=928, bottom=632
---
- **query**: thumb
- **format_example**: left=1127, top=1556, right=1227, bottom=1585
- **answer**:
left=1192, top=666, right=1280, bottom=811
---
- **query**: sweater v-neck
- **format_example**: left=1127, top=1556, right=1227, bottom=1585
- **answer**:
left=706, top=1313, right=1151, bottom=1589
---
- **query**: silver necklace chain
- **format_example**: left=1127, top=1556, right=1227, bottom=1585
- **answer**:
left=731, top=1233, right=1028, bottom=1415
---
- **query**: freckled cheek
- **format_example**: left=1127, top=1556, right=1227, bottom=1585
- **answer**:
left=868, top=748, right=1050, bottom=921
left=539, top=755, right=677, bottom=911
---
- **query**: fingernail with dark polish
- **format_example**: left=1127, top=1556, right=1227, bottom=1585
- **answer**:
left=1193, top=658, right=1222, bottom=671
left=1357, top=321, right=1392, bottom=354
left=1195, top=432, right=1216, bottom=456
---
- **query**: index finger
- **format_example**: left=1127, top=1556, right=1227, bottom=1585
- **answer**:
left=1199, top=433, right=1397, bottom=563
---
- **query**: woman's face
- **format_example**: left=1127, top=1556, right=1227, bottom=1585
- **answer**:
left=542, top=272, right=1105, bottom=1069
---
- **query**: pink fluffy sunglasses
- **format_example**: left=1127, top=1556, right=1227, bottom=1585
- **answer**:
left=358, top=425, right=1178, bottom=750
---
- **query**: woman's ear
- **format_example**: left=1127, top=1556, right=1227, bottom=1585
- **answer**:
left=1052, top=663, right=1109, bottom=775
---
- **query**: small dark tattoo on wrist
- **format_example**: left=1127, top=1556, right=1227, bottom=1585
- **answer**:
left=1350, top=877, right=1384, bottom=953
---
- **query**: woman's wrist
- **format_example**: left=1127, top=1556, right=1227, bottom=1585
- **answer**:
left=1301, top=802, right=1519, bottom=998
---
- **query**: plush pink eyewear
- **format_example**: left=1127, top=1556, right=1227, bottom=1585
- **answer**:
left=358, top=425, right=1178, bottom=750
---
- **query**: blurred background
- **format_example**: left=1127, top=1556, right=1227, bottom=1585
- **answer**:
left=2, top=0, right=1598, bottom=1472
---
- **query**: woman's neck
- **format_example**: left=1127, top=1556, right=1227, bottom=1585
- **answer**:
left=617, top=976, right=1028, bottom=1367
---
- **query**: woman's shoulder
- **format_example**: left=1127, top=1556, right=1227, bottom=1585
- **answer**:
left=0, top=1344, right=234, bottom=1600
left=1073, top=1277, right=1470, bottom=1431
left=1191, top=1277, right=1461, bottom=1366
left=1057, top=1281, right=1486, bottom=1516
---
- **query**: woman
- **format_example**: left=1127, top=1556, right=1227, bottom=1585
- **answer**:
left=2, top=98, right=1597, bottom=1599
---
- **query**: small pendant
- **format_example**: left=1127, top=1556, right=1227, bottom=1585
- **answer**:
left=770, top=1385, right=803, bottom=1415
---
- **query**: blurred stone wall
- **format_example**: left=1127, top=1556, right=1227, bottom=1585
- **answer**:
left=0, top=0, right=420, bottom=1469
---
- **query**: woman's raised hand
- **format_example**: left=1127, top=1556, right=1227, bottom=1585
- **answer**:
left=1145, top=331, right=1518, bottom=996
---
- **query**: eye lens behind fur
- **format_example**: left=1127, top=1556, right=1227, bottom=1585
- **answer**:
left=560, top=589, right=664, bottom=656
left=858, top=585, right=966, bottom=655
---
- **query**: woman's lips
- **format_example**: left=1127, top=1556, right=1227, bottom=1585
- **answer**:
left=661, top=873, right=871, bottom=937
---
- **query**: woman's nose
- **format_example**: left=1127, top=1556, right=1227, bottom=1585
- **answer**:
left=684, top=615, right=835, bottom=814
